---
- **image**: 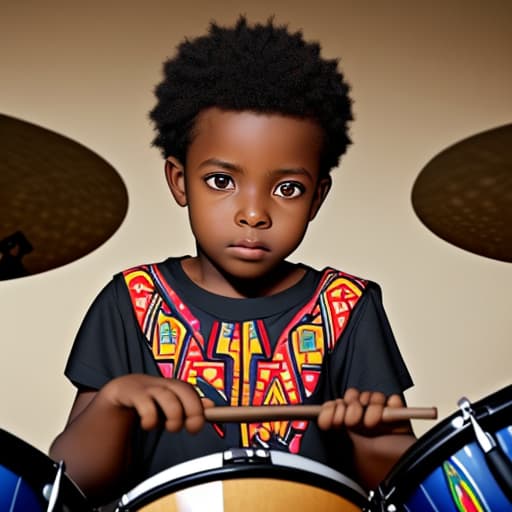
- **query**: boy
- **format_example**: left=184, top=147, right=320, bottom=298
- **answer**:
left=50, top=17, right=416, bottom=506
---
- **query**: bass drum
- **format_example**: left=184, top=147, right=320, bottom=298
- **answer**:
left=370, top=384, right=512, bottom=511
left=0, top=428, right=91, bottom=511
left=116, top=448, right=368, bottom=512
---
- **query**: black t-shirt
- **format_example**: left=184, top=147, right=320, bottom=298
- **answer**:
left=65, top=258, right=413, bottom=487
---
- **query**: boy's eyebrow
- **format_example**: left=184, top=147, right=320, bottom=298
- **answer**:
left=199, top=158, right=242, bottom=172
left=199, top=158, right=314, bottom=180
left=270, top=167, right=314, bottom=181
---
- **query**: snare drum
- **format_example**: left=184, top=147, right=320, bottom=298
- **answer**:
left=0, top=428, right=91, bottom=511
left=116, top=449, right=367, bottom=511
left=371, top=384, right=512, bottom=511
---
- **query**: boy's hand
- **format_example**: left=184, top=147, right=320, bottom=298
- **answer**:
left=98, top=374, right=210, bottom=434
left=317, top=388, right=406, bottom=434
left=318, top=388, right=416, bottom=489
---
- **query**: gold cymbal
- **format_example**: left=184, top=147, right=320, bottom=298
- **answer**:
left=0, top=114, right=128, bottom=279
left=412, top=124, right=512, bottom=263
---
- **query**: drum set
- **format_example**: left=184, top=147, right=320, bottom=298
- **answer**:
left=1, top=385, right=511, bottom=511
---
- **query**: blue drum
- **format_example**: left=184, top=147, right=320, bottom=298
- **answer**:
left=0, top=428, right=91, bottom=511
left=371, top=385, right=512, bottom=511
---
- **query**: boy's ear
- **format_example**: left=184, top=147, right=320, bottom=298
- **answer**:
left=309, top=175, right=332, bottom=221
left=165, top=156, right=187, bottom=207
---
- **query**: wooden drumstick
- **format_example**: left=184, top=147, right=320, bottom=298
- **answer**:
left=204, top=404, right=438, bottom=423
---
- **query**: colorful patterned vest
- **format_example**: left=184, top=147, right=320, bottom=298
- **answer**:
left=123, top=264, right=366, bottom=453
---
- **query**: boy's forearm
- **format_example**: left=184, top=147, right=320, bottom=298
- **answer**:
left=49, top=395, right=136, bottom=503
left=348, top=430, right=417, bottom=490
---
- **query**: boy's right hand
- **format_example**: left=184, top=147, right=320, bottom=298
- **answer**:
left=50, top=375, right=209, bottom=502
left=98, top=374, right=209, bottom=434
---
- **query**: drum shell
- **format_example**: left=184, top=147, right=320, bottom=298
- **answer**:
left=0, top=428, right=92, bottom=512
left=372, top=385, right=512, bottom=511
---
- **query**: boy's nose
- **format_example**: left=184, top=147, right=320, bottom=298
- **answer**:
left=235, top=202, right=271, bottom=229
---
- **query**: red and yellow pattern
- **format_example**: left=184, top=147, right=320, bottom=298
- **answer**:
left=123, top=264, right=366, bottom=452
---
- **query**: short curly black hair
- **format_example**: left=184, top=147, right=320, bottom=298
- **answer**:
left=150, top=16, right=353, bottom=175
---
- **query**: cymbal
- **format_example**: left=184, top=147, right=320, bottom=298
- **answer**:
left=0, top=114, right=128, bottom=280
left=412, top=124, right=512, bottom=263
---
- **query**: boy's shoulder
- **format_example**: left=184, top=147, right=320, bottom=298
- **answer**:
left=312, top=264, right=384, bottom=299
left=114, top=257, right=181, bottom=292
left=317, top=265, right=369, bottom=289
left=114, top=257, right=180, bottom=280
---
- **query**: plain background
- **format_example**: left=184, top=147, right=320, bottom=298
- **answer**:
left=1, top=0, right=511, bottom=465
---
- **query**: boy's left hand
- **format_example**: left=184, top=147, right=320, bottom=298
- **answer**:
left=317, top=388, right=407, bottom=434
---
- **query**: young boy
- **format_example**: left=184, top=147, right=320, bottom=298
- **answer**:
left=50, top=17, right=416, bottom=506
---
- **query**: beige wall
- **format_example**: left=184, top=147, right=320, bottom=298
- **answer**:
left=1, top=0, right=511, bottom=458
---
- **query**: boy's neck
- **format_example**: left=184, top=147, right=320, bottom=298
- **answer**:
left=180, top=256, right=306, bottom=299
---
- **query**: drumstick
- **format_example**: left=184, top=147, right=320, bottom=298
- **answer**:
left=204, top=405, right=437, bottom=423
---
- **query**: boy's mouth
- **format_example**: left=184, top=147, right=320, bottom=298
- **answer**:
left=232, top=239, right=269, bottom=249
left=228, top=239, right=270, bottom=259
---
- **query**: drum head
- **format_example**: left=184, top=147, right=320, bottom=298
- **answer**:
left=0, top=429, right=91, bottom=511
left=117, top=449, right=367, bottom=511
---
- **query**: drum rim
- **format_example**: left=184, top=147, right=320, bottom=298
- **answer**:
left=117, top=449, right=368, bottom=511
left=377, top=384, right=512, bottom=502
left=0, top=428, right=91, bottom=510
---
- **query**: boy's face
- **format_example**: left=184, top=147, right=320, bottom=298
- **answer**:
left=166, top=107, right=331, bottom=290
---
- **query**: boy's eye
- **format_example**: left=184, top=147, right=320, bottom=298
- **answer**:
left=274, top=181, right=305, bottom=198
left=205, top=174, right=235, bottom=190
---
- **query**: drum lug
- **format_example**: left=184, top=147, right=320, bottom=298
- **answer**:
left=457, top=397, right=495, bottom=452
left=43, top=460, right=65, bottom=512
left=367, top=487, right=398, bottom=512
left=458, top=396, right=512, bottom=501
left=223, top=447, right=271, bottom=464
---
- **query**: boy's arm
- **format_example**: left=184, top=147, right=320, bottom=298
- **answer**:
left=49, top=374, right=206, bottom=504
left=50, top=389, right=136, bottom=502
left=348, top=427, right=416, bottom=490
